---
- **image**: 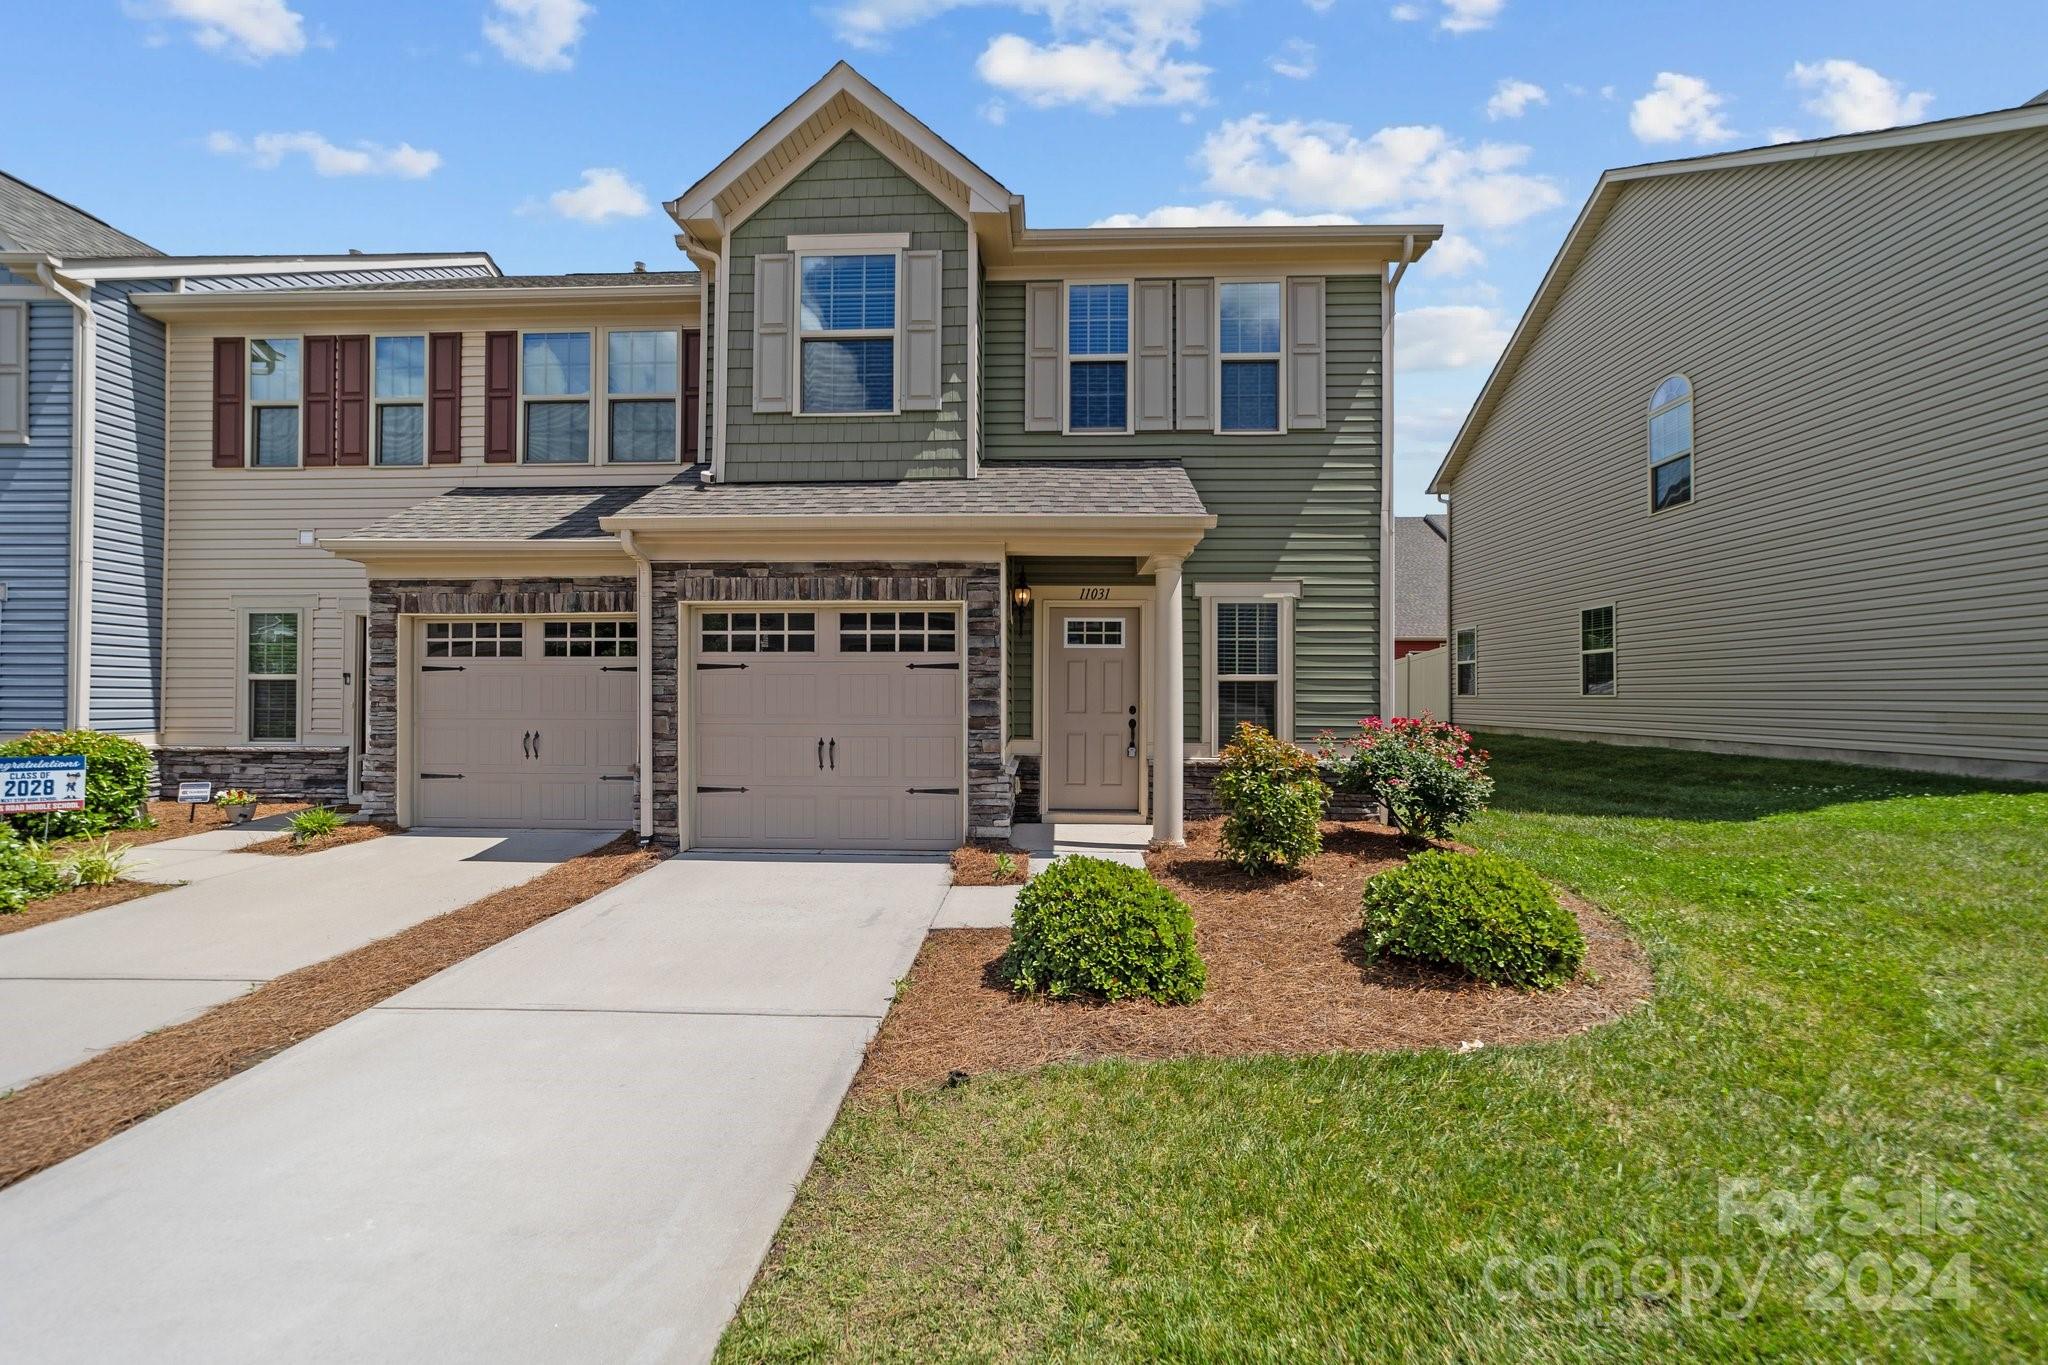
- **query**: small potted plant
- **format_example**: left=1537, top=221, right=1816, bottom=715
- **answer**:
left=213, top=788, right=259, bottom=823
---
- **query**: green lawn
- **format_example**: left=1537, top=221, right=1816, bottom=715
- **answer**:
left=718, top=735, right=2048, bottom=1361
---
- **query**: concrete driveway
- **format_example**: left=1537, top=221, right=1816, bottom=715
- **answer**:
left=0, top=826, right=615, bottom=1091
left=0, top=851, right=951, bottom=1365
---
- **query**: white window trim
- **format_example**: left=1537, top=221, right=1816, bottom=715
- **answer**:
left=246, top=334, right=304, bottom=470
left=1214, top=277, right=1287, bottom=436
left=1062, top=617, right=1128, bottom=649
left=1061, top=277, right=1135, bottom=436
left=1579, top=603, right=1618, bottom=697
left=791, top=242, right=904, bottom=418
left=601, top=325, right=684, bottom=465
left=517, top=327, right=595, bottom=465
left=1455, top=627, right=1477, bottom=697
left=234, top=596, right=313, bottom=745
left=1196, top=581, right=1300, bottom=751
left=1648, top=373, right=1695, bottom=514
left=370, top=332, right=428, bottom=469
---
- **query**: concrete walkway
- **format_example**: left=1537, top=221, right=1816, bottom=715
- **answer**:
left=0, top=826, right=614, bottom=1091
left=931, top=821, right=1154, bottom=928
left=0, top=851, right=951, bottom=1365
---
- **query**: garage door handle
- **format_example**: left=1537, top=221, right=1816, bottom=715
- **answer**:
left=420, top=772, right=464, bottom=780
left=817, top=738, right=825, bottom=770
left=829, top=738, right=835, bottom=770
left=905, top=662, right=959, bottom=670
left=907, top=787, right=960, bottom=796
left=522, top=731, right=532, bottom=759
left=533, top=731, right=541, bottom=760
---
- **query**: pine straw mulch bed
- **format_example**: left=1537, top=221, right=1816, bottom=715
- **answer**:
left=0, top=881, right=170, bottom=938
left=241, top=823, right=394, bottom=857
left=43, top=801, right=315, bottom=853
left=852, top=819, right=1652, bottom=1097
left=950, top=843, right=1032, bottom=885
left=0, top=833, right=661, bottom=1189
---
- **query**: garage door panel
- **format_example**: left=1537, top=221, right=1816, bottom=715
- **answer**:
left=903, top=794, right=957, bottom=844
left=760, top=672, right=819, bottom=721
left=902, top=735, right=954, bottom=782
left=417, top=777, right=523, bottom=826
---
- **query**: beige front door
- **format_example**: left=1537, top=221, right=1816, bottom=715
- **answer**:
left=1045, top=606, right=1141, bottom=814
left=690, top=606, right=964, bottom=850
left=411, top=618, right=638, bottom=829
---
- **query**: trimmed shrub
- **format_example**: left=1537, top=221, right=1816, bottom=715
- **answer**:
left=288, top=807, right=346, bottom=844
left=0, top=730, right=155, bottom=840
left=1213, top=723, right=1327, bottom=874
left=1320, top=715, right=1494, bottom=841
left=0, top=828, right=64, bottom=912
left=1361, top=849, right=1585, bottom=989
left=1003, top=855, right=1206, bottom=1004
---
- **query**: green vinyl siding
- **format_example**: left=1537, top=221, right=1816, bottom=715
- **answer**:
left=725, top=133, right=968, bottom=482
left=987, top=275, right=1385, bottom=743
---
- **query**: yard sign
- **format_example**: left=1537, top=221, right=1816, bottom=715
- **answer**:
left=0, top=755, right=88, bottom=814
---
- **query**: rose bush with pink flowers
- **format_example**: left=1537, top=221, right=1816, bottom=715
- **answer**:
left=1318, top=715, right=1494, bottom=841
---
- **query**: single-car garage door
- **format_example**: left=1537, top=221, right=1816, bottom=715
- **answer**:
left=412, top=618, right=637, bottom=829
left=691, top=606, right=964, bottom=851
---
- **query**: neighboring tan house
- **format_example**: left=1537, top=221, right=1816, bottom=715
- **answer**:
left=1430, top=94, right=2048, bottom=782
left=139, top=63, right=1437, bottom=848
left=0, top=168, right=495, bottom=743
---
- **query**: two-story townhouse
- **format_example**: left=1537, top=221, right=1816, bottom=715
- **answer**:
left=1429, top=93, right=2048, bottom=782
left=147, top=63, right=1437, bottom=848
left=0, top=169, right=497, bottom=748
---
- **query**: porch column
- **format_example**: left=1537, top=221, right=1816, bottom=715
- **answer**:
left=1153, top=554, right=1186, bottom=845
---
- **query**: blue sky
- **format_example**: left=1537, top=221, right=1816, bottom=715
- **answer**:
left=6, top=1, right=2043, bottom=510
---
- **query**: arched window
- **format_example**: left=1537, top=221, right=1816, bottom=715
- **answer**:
left=1648, top=375, right=1693, bottom=511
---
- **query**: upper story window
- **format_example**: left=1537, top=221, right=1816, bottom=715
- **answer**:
left=1066, top=282, right=1130, bottom=433
left=1649, top=375, right=1693, bottom=511
left=248, top=338, right=301, bottom=467
left=373, top=335, right=426, bottom=467
left=522, top=331, right=592, bottom=463
left=798, top=254, right=896, bottom=414
left=607, top=329, right=680, bottom=462
left=1218, top=282, right=1282, bottom=434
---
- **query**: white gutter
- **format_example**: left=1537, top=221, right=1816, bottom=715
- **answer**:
left=1380, top=233, right=1416, bottom=721
left=617, top=528, right=656, bottom=843
left=38, top=261, right=95, bottom=730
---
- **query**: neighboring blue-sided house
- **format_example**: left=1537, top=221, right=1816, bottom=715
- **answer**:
left=0, top=169, right=498, bottom=742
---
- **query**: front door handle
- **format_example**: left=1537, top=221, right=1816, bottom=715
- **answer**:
left=522, top=730, right=532, bottom=759
left=1127, top=713, right=1138, bottom=756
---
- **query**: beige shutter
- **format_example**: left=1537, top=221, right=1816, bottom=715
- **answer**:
left=900, top=249, right=943, bottom=410
left=1287, top=277, right=1326, bottom=429
left=1133, top=280, right=1174, bottom=431
left=753, top=252, right=794, bottom=414
left=1023, top=281, right=1061, bottom=432
left=1175, top=279, right=1214, bottom=430
left=0, top=303, right=25, bottom=443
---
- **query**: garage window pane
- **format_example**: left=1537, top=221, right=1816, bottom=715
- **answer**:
left=544, top=619, right=637, bottom=658
left=424, top=620, right=522, bottom=658
left=840, top=608, right=958, bottom=654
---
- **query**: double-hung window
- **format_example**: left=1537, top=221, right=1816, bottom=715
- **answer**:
left=1066, top=282, right=1130, bottom=432
left=521, top=331, right=592, bottom=463
left=1580, top=607, right=1616, bottom=696
left=798, top=254, right=896, bottom=414
left=1455, top=629, right=1477, bottom=697
left=606, top=329, right=680, bottom=462
left=1218, top=282, right=1283, bottom=433
left=373, top=335, right=427, bottom=467
left=1648, top=375, right=1693, bottom=511
left=246, top=611, right=300, bottom=741
left=248, top=338, right=302, bottom=467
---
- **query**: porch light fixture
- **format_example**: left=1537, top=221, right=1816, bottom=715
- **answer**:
left=1010, top=577, right=1033, bottom=622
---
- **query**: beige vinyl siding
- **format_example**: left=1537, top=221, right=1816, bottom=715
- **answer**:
left=1445, top=126, right=2048, bottom=776
left=986, top=275, right=1384, bottom=745
left=160, top=306, right=695, bottom=748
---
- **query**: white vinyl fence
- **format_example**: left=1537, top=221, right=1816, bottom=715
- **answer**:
left=1394, top=644, right=1450, bottom=721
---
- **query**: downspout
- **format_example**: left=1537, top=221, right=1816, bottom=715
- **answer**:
left=1379, top=234, right=1415, bottom=721
left=618, top=527, right=655, bottom=844
left=39, top=262, right=94, bottom=731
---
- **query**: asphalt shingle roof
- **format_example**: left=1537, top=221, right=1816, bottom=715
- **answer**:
left=303, top=271, right=699, bottom=292
left=340, top=461, right=1207, bottom=542
left=1394, top=514, right=1448, bottom=641
left=0, top=171, right=160, bottom=258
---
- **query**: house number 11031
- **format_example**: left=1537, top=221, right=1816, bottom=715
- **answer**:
left=1075, top=588, right=1111, bottom=601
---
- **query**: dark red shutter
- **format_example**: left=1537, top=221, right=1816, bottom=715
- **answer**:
left=484, top=330, right=517, bottom=463
left=335, top=336, right=369, bottom=465
left=302, top=336, right=336, bottom=466
left=682, top=328, right=702, bottom=461
left=428, top=332, right=463, bottom=464
left=212, top=337, right=245, bottom=467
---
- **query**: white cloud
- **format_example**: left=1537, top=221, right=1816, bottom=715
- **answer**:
left=1303, top=0, right=1335, bottom=10
left=980, top=98, right=1009, bottom=125
left=1198, top=114, right=1564, bottom=230
left=1485, top=78, right=1546, bottom=120
left=206, top=130, right=441, bottom=178
left=1629, top=72, right=1733, bottom=145
left=1091, top=201, right=1356, bottom=227
left=1789, top=58, right=1932, bottom=134
left=483, top=0, right=591, bottom=72
left=540, top=168, right=651, bottom=223
left=1398, top=304, right=1511, bottom=372
left=1267, top=38, right=1316, bottom=80
left=827, top=0, right=970, bottom=49
left=1418, top=232, right=1484, bottom=276
left=132, top=0, right=306, bottom=61
left=1389, top=2, right=1423, bottom=17
left=1766, top=126, right=1803, bottom=145
left=1396, top=398, right=1470, bottom=448
left=1389, top=0, right=1502, bottom=31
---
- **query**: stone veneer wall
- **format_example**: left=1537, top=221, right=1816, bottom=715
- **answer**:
left=155, top=746, right=350, bottom=801
left=1019, top=756, right=1382, bottom=828
left=651, top=562, right=1004, bottom=845
left=360, top=577, right=637, bottom=821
